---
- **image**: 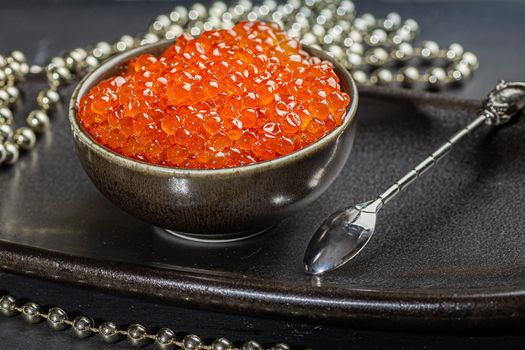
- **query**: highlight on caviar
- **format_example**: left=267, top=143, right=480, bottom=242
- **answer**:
left=78, top=21, right=351, bottom=169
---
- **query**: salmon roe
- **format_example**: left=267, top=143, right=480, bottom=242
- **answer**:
left=78, top=21, right=351, bottom=169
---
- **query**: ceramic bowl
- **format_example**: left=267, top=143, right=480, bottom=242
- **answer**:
left=69, top=40, right=358, bottom=242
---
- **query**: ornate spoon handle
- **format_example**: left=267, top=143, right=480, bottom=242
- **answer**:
left=372, top=80, right=525, bottom=211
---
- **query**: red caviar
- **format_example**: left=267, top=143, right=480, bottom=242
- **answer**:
left=78, top=21, right=350, bottom=169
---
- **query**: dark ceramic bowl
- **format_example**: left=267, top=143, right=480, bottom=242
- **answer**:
left=69, top=40, right=358, bottom=242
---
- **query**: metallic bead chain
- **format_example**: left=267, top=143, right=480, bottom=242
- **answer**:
left=0, top=294, right=290, bottom=350
left=0, top=0, right=479, bottom=169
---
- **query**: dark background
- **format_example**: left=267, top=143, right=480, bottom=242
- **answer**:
left=1, top=0, right=524, bottom=349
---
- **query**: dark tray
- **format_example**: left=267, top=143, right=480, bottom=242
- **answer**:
left=1, top=85, right=524, bottom=330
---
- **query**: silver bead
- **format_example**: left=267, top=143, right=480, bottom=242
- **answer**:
left=170, top=6, right=189, bottom=25
left=365, top=28, right=387, bottom=46
left=46, top=66, right=72, bottom=88
left=21, top=302, right=42, bottom=323
left=391, top=42, right=414, bottom=61
left=346, top=53, right=363, bottom=70
left=149, top=14, right=171, bottom=35
left=461, top=51, right=479, bottom=70
left=114, top=35, right=136, bottom=53
left=72, top=315, right=94, bottom=338
left=37, top=88, right=61, bottom=111
left=5, top=85, right=19, bottom=104
left=0, top=295, right=18, bottom=316
left=0, top=124, right=13, bottom=142
left=182, top=334, right=202, bottom=350
left=27, top=110, right=50, bottom=133
left=399, top=66, right=420, bottom=86
left=127, top=323, right=149, bottom=347
left=336, top=0, right=355, bottom=20
left=243, top=340, right=263, bottom=350
left=426, top=67, right=448, bottom=88
left=155, top=328, right=176, bottom=350
left=99, top=322, right=120, bottom=343
left=140, top=33, right=160, bottom=46
left=65, top=48, right=88, bottom=73
left=0, top=107, right=13, bottom=125
left=85, top=55, right=99, bottom=72
left=212, top=338, right=233, bottom=350
left=47, top=307, right=68, bottom=331
left=402, top=18, right=419, bottom=34
left=380, top=12, right=402, bottom=31
left=271, top=344, right=291, bottom=350
left=0, top=89, right=10, bottom=107
left=4, top=141, right=19, bottom=164
left=419, top=41, right=440, bottom=60
left=370, top=68, right=394, bottom=85
left=448, top=62, right=471, bottom=83
left=91, top=41, right=113, bottom=60
left=14, top=127, right=36, bottom=150
left=365, top=47, right=389, bottom=66
left=446, top=43, right=464, bottom=61
left=8, top=50, right=26, bottom=64
left=327, top=45, right=345, bottom=61
left=0, top=143, right=6, bottom=165
left=0, top=69, right=7, bottom=87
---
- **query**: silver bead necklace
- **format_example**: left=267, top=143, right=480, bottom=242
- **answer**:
left=0, top=0, right=478, bottom=348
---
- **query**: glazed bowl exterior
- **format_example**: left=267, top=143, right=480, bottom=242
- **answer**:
left=69, top=40, right=358, bottom=240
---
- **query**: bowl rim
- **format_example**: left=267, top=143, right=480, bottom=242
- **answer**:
left=69, top=40, right=359, bottom=177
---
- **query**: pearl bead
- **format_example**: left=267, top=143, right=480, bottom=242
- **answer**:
left=400, top=66, right=420, bottom=86
left=243, top=340, right=263, bottom=350
left=85, top=55, right=99, bottom=72
left=0, top=295, right=18, bottom=316
left=72, top=315, right=94, bottom=338
left=336, top=0, right=355, bottom=20
left=402, top=18, right=419, bottom=34
left=91, top=41, right=113, bottom=60
left=4, top=61, right=25, bottom=81
left=352, top=71, right=368, bottom=85
left=371, top=68, right=394, bottom=85
left=155, top=328, right=175, bottom=350
left=448, top=62, right=471, bottom=83
left=461, top=51, right=479, bottom=70
left=390, top=27, right=412, bottom=45
left=127, top=323, right=149, bottom=347
left=426, top=67, right=448, bottom=88
left=3, top=141, right=18, bottom=164
left=365, top=47, right=389, bottom=66
left=272, top=344, right=291, bottom=350
left=212, top=337, right=233, bottom=350
left=13, top=127, right=36, bottom=150
left=446, top=43, right=464, bottom=61
left=311, top=24, right=325, bottom=40
left=47, top=307, right=68, bottom=331
left=140, top=33, right=160, bottom=46
left=0, top=107, right=13, bottom=125
left=165, top=24, right=184, bottom=40
left=0, top=54, right=6, bottom=68
left=361, top=13, right=376, bottom=28
left=328, top=45, right=345, bottom=61
left=98, top=322, right=120, bottom=343
left=300, top=32, right=317, bottom=46
left=21, top=302, right=42, bottom=324
left=27, top=110, right=50, bottom=133
left=0, top=124, right=13, bottom=142
left=209, top=2, right=228, bottom=18
left=5, top=86, right=19, bottom=105
left=182, top=334, right=202, bottom=350
left=419, top=41, right=440, bottom=60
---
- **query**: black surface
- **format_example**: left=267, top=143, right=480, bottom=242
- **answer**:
left=1, top=0, right=525, bottom=349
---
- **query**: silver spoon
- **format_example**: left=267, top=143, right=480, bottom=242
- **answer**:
left=304, top=80, right=525, bottom=275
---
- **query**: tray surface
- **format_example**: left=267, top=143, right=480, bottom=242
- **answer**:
left=1, top=85, right=524, bottom=329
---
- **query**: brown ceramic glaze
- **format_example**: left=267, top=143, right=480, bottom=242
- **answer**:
left=69, top=41, right=358, bottom=240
